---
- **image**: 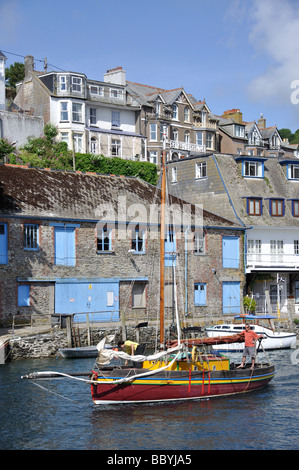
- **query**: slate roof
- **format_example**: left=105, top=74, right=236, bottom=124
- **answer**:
left=0, top=164, right=241, bottom=229
left=213, top=153, right=299, bottom=227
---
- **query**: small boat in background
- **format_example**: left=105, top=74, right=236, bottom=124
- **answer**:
left=206, top=314, right=297, bottom=352
left=58, top=345, right=99, bottom=358
left=59, top=344, right=112, bottom=359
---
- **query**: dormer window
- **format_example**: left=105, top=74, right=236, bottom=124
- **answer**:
left=289, top=164, right=299, bottom=180
left=235, top=125, right=245, bottom=137
left=244, top=160, right=264, bottom=178
left=236, top=156, right=266, bottom=178
left=72, top=76, right=82, bottom=92
left=60, top=76, right=66, bottom=91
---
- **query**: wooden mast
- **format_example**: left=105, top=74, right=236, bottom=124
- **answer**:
left=159, top=125, right=166, bottom=349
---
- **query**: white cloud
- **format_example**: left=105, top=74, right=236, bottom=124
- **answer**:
left=247, top=0, right=299, bottom=105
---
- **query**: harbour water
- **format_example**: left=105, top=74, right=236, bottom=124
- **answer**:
left=1, top=348, right=298, bottom=450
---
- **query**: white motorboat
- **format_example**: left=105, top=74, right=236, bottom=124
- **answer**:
left=206, top=315, right=297, bottom=352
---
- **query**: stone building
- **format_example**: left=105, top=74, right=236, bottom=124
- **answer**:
left=0, top=163, right=245, bottom=328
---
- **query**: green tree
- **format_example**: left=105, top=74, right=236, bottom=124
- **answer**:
left=0, top=138, right=16, bottom=160
left=5, top=62, right=25, bottom=88
left=278, top=128, right=294, bottom=142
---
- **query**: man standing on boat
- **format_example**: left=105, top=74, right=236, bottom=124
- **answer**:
left=237, top=324, right=263, bottom=370
left=118, top=340, right=145, bottom=368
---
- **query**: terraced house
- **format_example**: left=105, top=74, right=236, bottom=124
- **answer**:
left=14, top=57, right=144, bottom=159
left=0, top=163, right=245, bottom=327
left=167, top=145, right=299, bottom=319
left=126, top=81, right=220, bottom=165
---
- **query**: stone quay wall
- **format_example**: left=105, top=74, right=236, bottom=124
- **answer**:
left=3, top=320, right=299, bottom=362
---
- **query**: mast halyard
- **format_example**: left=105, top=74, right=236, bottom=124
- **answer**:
left=159, top=125, right=167, bottom=349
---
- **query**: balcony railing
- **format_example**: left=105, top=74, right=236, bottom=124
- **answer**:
left=246, top=253, right=299, bottom=271
left=193, top=121, right=217, bottom=130
left=170, top=140, right=206, bottom=153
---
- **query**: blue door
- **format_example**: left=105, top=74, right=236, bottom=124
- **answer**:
left=222, top=236, right=239, bottom=268
left=222, top=281, right=241, bottom=314
left=0, top=223, right=8, bottom=265
left=165, top=231, right=176, bottom=267
left=55, top=281, right=119, bottom=322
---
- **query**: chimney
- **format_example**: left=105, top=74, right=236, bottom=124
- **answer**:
left=104, top=66, right=126, bottom=85
left=24, top=55, right=34, bottom=79
left=257, top=113, right=266, bottom=129
left=222, top=108, right=243, bottom=124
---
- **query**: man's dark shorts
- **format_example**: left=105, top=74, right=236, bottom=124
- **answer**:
left=243, top=346, right=256, bottom=358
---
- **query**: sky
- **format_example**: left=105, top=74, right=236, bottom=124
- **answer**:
left=1, top=0, right=299, bottom=132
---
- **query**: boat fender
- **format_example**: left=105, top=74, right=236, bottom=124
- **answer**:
left=191, top=346, right=198, bottom=363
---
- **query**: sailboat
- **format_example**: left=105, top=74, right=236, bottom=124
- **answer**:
left=22, top=129, right=275, bottom=404
left=85, top=129, right=275, bottom=405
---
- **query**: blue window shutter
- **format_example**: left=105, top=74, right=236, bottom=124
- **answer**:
left=165, top=231, right=176, bottom=266
left=194, top=283, right=206, bottom=305
left=0, top=223, right=8, bottom=265
left=222, top=236, right=239, bottom=268
left=54, top=227, right=75, bottom=266
left=18, top=285, right=30, bottom=306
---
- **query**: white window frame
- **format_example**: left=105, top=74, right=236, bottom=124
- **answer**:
left=289, top=164, right=299, bottom=179
left=60, top=101, right=68, bottom=121
left=111, top=111, right=120, bottom=128
left=150, top=123, right=157, bottom=141
left=72, top=102, right=83, bottom=122
left=60, top=76, right=66, bottom=91
left=131, top=228, right=145, bottom=253
left=110, top=88, right=123, bottom=100
left=196, top=131, right=203, bottom=146
left=72, top=76, right=82, bottom=92
left=111, top=138, right=121, bottom=156
left=73, top=133, right=83, bottom=153
left=90, top=108, right=97, bottom=125
left=206, top=132, right=213, bottom=149
left=195, top=161, right=207, bottom=179
left=244, top=160, right=263, bottom=178
left=97, top=227, right=112, bottom=252
left=235, top=125, right=245, bottom=137
left=60, top=132, right=69, bottom=146
left=90, top=137, right=97, bottom=154
left=294, top=240, right=299, bottom=255
left=150, top=151, right=157, bottom=164
left=184, top=106, right=190, bottom=122
left=172, top=104, right=178, bottom=120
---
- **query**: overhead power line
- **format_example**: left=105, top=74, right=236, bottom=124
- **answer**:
left=1, top=49, right=65, bottom=72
